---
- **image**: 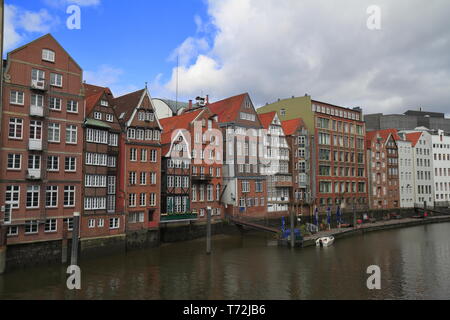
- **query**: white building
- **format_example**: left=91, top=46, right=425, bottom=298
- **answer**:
left=400, top=129, right=434, bottom=207
left=431, top=130, right=450, bottom=207
left=397, top=137, right=415, bottom=208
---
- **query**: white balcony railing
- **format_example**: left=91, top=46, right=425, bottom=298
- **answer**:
left=30, top=105, right=44, bottom=117
left=29, top=139, right=43, bottom=151
left=31, top=79, right=46, bottom=90
left=27, top=169, right=41, bottom=180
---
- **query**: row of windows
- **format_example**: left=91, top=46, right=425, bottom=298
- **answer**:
left=7, top=154, right=77, bottom=172
left=85, top=153, right=116, bottom=167
left=191, top=184, right=221, bottom=202
left=93, top=112, right=114, bottom=122
left=129, top=193, right=157, bottom=208
left=313, top=105, right=361, bottom=121
left=129, top=172, right=157, bottom=186
left=86, top=128, right=118, bottom=146
left=127, top=128, right=161, bottom=141
left=5, top=185, right=75, bottom=209
left=239, top=197, right=265, bottom=208
left=10, top=91, right=79, bottom=113
left=319, top=181, right=366, bottom=194
left=8, top=118, right=78, bottom=143
left=6, top=218, right=78, bottom=237
left=129, top=148, right=158, bottom=162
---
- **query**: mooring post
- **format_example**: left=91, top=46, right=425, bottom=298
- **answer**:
left=70, top=212, right=80, bottom=266
left=206, top=206, right=212, bottom=255
left=290, top=206, right=295, bottom=248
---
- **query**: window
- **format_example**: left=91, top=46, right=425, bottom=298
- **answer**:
left=86, top=153, right=108, bottom=166
left=45, top=219, right=57, bottom=232
left=130, top=148, right=137, bottom=161
left=150, top=172, right=157, bottom=185
left=110, top=218, right=120, bottom=229
left=141, top=149, right=148, bottom=162
left=7, top=154, right=21, bottom=170
left=26, top=186, right=40, bottom=208
left=65, top=157, right=76, bottom=172
left=139, top=193, right=146, bottom=207
left=25, top=221, right=39, bottom=234
left=207, top=184, right=214, bottom=201
left=107, top=156, right=116, bottom=168
left=98, top=219, right=105, bottom=228
left=30, top=120, right=42, bottom=140
left=150, top=150, right=157, bottom=162
left=129, top=172, right=137, bottom=185
left=28, top=155, right=41, bottom=170
left=86, top=128, right=108, bottom=144
left=50, top=73, right=63, bottom=87
left=9, top=118, right=23, bottom=139
left=5, top=186, right=20, bottom=208
left=94, top=112, right=102, bottom=120
left=127, top=128, right=136, bottom=139
left=101, top=100, right=108, bottom=107
left=10, top=91, right=24, bottom=105
left=89, top=219, right=95, bottom=228
left=64, top=186, right=76, bottom=207
left=47, top=156, right=59, bottom=171
left=66, top=125, right=77, bottom=144
left=84, top=197, right=107, bottom=210
left=42, top=49, right=55, bottom=62
left=31, top=94, right=44, bottom=108
left=48, top=123, right=60, bottom=142
left=31, top=69, right=45, bottom=81
left=7, top=226, right=18, bottom=236
left=107, top=176, right=116, bottom=195
left=85, top=175, right=107, bottom=187
left=129, top=193, right=137, bottom=207
left=140, top=172, right=147, bottom=185
left=49, top=97, right=62, bottom=110
left=106, top=114, right=113, bottom=122
left=109, top=133, right=118, bottom=147
left=65, top=218, right=74, bottom=231
left=46, top=186, right=58, bottom=207
left=67, top=100, right=78, bottom=113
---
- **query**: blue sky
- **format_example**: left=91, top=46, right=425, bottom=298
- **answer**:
left=4, top=0, right=450, bottom=115
left=5, top=0, right=211, bottom=97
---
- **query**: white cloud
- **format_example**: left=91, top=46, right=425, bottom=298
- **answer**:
left=84, top=64, right=139, bottom=97
left=164, top=0, right=450, bottom=114
left=3, top=5, right=60, bottom=53
left=169, top=37, right=210, bottom=66
left=19, top=9, right=59, bottom=33
left=43, top=0, right=101, bottom=7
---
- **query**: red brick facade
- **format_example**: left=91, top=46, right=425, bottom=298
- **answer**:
left=0, top=35, right=84, bottom=244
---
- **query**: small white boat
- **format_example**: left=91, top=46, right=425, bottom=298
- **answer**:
left=316, top=236, right=335, bottom=247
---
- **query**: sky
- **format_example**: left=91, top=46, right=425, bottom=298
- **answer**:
left=3, top=0, right=450, bottom=116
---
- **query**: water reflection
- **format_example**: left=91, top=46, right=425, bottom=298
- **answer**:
left=0, top=224, right=449, bottom=300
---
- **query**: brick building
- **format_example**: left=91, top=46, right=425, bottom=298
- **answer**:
left=258, top=96, right=368, bottom=214
left=159, top=105, right=224, bottom=222
left=81, top=83, right=125, bottom=239
left=0, top=34, right=83, bottom=243
left=281, top=118, right=312, bottom=216
left=366, top=129, right=400, bottom=209
left=206, top=93, right=268, bottom=219
left=258, top=111, right=291, bottom=215
left=114, top=88, right=162, bottom=231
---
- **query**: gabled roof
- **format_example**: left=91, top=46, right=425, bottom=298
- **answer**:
left=8, top=33, right=82, bottom=71
left=159, top=109, right=203, bottom=145
left=281, top=118, right=306, bottom=136
left=206, top=93, right=248, bottom=123
left=258, top=111, right=277, bottom=129
left=113, top=89, right=146, bottom=123
left=84, top=83, right=113, bottom=115
left=366, top=128, right=401, bottom=148
left=405, top=132, right=423, bottom=147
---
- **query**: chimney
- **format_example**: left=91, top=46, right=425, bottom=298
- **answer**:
left=206, top=95, right=209, bottom=105
left=188, top=100, right=192, bottom=110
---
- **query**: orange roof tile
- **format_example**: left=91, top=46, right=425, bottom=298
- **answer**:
left=366, top=128, right=401, bottom=148
left=258, top=111, right=277, bottom=129
left=206, top=93, right=247, bottom=123
left=83, top=83, right=113, bottom=115
left=281, top=118, right=306, bottom=136
left=160, top=109, right=203, bottom=145
left=405, top=132, right=423, bottom=147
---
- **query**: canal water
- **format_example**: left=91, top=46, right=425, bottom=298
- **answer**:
left=0, top=223, right=449, bottom=300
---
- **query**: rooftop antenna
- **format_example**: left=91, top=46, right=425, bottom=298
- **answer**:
left=175, top=54, right=179, bottom=114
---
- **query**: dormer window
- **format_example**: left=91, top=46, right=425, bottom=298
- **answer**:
left=42, top=49, right=55, bottom=62
left=280, top=109, right=286, bottom=116
left=101, top=100, right=108, bottom=107
left=94, top=112, right=102, bottom=120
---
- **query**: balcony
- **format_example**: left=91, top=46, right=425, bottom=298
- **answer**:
left=160, top=213, right=198, bottom=223
left=191, top=173, right=212, bottom=182
left=30, top=105, right=44, bottom=117
left=30, top=79, right=47, bottom=91
left=28, top=139, right=43, bottom=151
left=27, top=169, right=41, bottom=180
